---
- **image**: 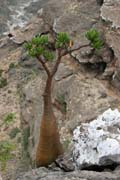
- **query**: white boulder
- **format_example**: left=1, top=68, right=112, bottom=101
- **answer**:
left=73, top=108, right=120, bottom=169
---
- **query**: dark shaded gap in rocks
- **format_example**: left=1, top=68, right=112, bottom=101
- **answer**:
left=82, top=163, right=119, bottom=172
left=109, top=47, right=115, bottom=60
left=96, top=0, right=104, bottom=6
left=83, top=61, right=107, bottom=74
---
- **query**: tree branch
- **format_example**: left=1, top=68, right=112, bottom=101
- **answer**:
left=37, top=43, right=90, bottom=77
left=37, top=56, right=51, bottom=77
left=62, top=43, right=90, bottom=56
left=51, top=49, right=62, bottom=77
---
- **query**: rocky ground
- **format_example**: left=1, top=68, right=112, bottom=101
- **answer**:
left=16, top=167, right=120, bottom=180
left=0, top=0, right=120, bottom=179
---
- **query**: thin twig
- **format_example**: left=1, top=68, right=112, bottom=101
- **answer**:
left=62, top=43, right=90, bottom=56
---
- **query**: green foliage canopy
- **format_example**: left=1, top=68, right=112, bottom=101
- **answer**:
left=24, top=32, right=70, bottom=60
left=24, top=30, right=103, bottom=61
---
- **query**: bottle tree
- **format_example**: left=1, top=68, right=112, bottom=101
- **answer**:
left=24, top=29, right=103, bottom=167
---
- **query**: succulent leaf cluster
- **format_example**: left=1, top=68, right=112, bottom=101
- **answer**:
left=55, top=32, right=70, bottom=48
left=86, top=29, right=103, bottom=50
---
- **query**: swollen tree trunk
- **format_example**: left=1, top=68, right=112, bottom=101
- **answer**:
left=35, top=76, right=63, bottom=167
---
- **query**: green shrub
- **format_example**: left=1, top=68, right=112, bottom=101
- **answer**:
left=9, top=63, right=16, bottom=70
left=3, top=112, right=16, bottom=125
left=0, top=141, right=15, bottom=170
left=0, top=77, right=7, bottom=88
left=0, top=69, right=3, bottom=77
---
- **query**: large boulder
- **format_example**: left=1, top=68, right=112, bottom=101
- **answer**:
left=73, top=108, right=120, bottom=169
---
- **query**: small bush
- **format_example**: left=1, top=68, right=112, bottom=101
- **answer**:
left=0, top=141, right=15, bottom=170
left=0, top=69, right=3, bottom=77
left=0, top=77, right=7, bottom=88
left=3, top=112, right=16, bottom=125
left=9, top=63, right=16, bottom=70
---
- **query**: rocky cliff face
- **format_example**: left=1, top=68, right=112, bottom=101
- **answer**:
left=0, top=0, right=120, bottom=179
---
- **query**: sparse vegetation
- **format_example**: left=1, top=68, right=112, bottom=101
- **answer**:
left=0, top=77, right=7, bottom=88
left=9, top=62, right=16, bottom=70
left=3, top=112, right=16, bottom=125
left=0, top=141, right=15, bottom=170
left=0, top=69, right=3, bottom=77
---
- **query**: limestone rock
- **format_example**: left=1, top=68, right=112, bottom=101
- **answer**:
left=73, top=108, right=120, bottom=169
